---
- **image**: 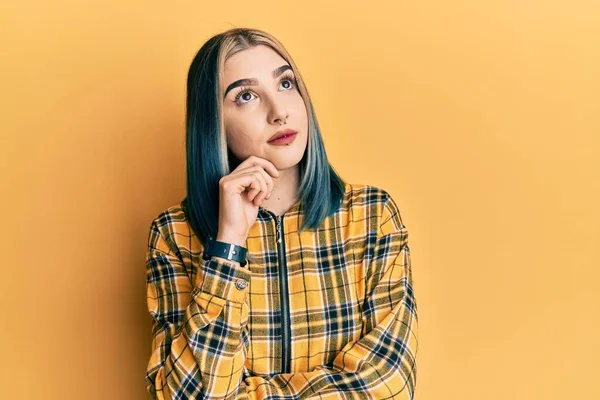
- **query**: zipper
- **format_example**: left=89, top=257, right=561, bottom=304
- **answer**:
left=273, top=212, right=291, bottom=373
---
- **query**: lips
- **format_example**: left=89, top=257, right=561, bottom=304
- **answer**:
left=268, top=128, right=298, bottom=143
left=268, top=132, right=297, bottom=146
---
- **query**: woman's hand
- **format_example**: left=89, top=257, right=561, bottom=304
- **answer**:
left=216, top=155, right=280, bottom=246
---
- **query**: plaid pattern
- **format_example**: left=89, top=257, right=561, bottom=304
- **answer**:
left=145, top=181, right=418, bottom=399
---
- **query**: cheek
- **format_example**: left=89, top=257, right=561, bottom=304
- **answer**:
left=294, top=97, right=309, bottom=121
left=227, top=129, right=252, bottom=151
left=225, top=113, right=247, bottom=141
left=225, top=118, right=263, bottom=156
left=226, top=110, right=262, bottom=135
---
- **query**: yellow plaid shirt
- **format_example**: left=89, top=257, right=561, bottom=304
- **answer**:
left=145, top=181, right=418, bottom=399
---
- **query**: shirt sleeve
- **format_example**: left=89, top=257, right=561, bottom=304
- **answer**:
left=238, top=193, right=419, bottom=399
left=144, top=218, right=252, bottom=400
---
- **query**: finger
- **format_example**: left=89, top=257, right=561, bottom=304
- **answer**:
left=222, top=173, right=259, bottom=198
left=252, top=170, right=269, bottom=205
left=246, top=165, right=273, bottom=198
left=255, top=166, right=274, bottom=199
left=251, top=169, right=271, bottom=205
left=243, top=177, right=260, bottom=201
left=232, top=161, right=275, bottom=200
left=235, top=155, right=280, bottom=179
left=244, top=169, right=267, bottom=204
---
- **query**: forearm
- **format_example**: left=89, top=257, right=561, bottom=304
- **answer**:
left=240, top=292, right=418, bottom=400
left=146, top=255, right=251, bottom=399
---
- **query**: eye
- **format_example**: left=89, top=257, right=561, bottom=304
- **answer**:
left=233, top=86, right=255, bottom=105
left=278, top=72, right=297, bottom=91
left=233, top=72, right=297, bottom=105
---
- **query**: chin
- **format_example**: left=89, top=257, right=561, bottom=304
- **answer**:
left=267, top=138, right=306, bottom=169
left=271, top=154, right=303, bottom=171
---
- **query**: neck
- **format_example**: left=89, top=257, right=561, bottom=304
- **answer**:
left=260, top=164, right=300, bottom=216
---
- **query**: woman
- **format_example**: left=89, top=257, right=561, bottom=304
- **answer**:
left=145, top=27, right=418, bottom=399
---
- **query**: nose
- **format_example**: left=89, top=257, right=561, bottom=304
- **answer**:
left=267, top=99, right=289, bottom=125
left=274, top=112, right=288, bottom=125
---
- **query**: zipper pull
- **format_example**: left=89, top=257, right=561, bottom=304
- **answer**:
left=276, top=215, right=282, bottom=243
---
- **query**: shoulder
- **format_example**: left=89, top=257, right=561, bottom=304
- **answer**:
left=344, top=182, right=406, bottom=235
left=147, top=200, right=192, bottom=256
left=345, top=182, right=391, bottom=205
left=151, top=200, right=188, bottom=230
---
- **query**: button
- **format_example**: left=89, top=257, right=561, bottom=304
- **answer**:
left=235, top=279, right=248, bottom=290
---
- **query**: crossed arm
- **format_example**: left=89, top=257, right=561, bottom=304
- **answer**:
left=145, top=195, right=418, bottom=399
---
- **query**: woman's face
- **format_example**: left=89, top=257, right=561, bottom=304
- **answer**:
left=222, top=45, right=309, bottom=171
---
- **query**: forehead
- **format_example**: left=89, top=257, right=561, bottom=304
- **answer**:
left=222, top=45, right=288, bottom=83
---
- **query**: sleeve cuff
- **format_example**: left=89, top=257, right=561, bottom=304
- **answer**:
left=194, top=258, right=252, bottom=303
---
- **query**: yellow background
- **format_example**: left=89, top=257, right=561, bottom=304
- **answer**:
left=1, top=1, right=598, bottom=399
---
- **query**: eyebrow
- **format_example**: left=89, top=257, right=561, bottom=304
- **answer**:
left=223, top=64, right=292, bottom=99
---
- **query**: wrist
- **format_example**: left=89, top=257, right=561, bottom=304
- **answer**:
left=203, top=235, right=248, bottom=267
left=216, top=232, right=246, bottom=247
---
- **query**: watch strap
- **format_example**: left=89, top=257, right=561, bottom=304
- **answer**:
left=202, top=236, right=248, bottom=267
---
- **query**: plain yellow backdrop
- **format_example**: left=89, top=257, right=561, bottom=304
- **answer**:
left=1, top=1, right=598, bottom=399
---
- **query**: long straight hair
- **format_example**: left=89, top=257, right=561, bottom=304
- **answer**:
left=184, top=27, right=346, bottom=245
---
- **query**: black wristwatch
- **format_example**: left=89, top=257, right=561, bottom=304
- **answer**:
left=202, top=235, right=248, bottom=267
